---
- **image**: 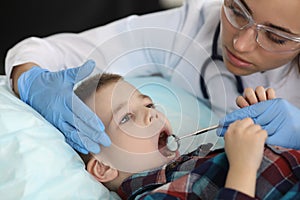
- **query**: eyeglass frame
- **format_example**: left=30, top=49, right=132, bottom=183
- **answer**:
left=223, top=0, right=300, bottom=53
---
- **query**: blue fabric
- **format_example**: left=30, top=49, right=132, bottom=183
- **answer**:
left=0, top=76, right=117, bottom=199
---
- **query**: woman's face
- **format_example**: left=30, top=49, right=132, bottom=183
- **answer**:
left=221, top=0, right=300, bottom=76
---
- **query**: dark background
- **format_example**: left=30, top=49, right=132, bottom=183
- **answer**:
left=0, top=0, right=177, bottom=75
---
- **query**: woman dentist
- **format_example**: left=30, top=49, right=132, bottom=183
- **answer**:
left=6, top=0, right=300, bottom=154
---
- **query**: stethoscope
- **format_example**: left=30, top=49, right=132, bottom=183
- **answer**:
left=199, top=22, right=244, bottom=99
left=161, top=23, right=246, bottom=153
left=162, top=23, right=246, bottom=159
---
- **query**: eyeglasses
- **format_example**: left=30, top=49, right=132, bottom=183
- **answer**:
left=223, top=0, right=300, bottom=53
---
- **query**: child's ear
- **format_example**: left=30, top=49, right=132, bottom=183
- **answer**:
left=86, top=157, right=118, bottom=183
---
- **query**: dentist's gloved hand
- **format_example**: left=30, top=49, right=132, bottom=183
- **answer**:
left=18, top=60, right=111, bottom=154
left=217, top=98, right=300, bottom=149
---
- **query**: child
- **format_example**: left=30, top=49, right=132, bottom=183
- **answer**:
left=74, top=73, right=300, bottom=199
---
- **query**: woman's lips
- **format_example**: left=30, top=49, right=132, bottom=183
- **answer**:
left=226, top=48, right=252, bottom=68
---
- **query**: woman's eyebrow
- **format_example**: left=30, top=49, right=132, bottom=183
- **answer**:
left=267, top=23, right=295, bottom=35
left=243, top=0, right=296, bottom=35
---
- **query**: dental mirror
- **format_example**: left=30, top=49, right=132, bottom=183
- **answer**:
left=167, top=124, right=220, bottom=152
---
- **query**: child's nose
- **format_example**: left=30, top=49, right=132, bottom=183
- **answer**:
left=144, top=107, right=158, bottom=125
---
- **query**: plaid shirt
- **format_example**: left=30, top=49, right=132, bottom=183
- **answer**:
left=117, top=145, right=300, bottom=200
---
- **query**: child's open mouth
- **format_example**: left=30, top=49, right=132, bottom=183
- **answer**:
left=158, top=130, right=177, bottom=158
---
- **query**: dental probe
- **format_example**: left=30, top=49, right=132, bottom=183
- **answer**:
left=167, top=124, right=220, bottom=151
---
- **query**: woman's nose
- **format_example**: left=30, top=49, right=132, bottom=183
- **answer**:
left=233, top=27, right=258, bottom=52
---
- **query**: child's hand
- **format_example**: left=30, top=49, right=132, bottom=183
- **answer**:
left=224, top=118, right=267, bottom=196
left=236, top=86, right=276, bottom=108
left=224, top=118, right=267, bottom=172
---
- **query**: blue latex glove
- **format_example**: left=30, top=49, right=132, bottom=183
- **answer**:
left=217, top=98, right=300, bottom=149
left=18, top=60, right=111, bottom=154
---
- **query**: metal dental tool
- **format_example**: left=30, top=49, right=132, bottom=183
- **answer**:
left=167, top=124, right=220, bottom=152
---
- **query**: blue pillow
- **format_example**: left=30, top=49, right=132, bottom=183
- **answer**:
left=0, top=76, right=119, bottom=200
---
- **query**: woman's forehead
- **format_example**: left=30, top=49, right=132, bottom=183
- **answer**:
left=245, top=0, right=300, bottom=34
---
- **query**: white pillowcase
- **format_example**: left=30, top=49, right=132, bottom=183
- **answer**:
left=0, top=75, right=223, bottom=199
left=0, top=76, right=118, bottom=200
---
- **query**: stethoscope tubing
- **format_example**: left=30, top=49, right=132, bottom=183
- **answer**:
left=199, top=22, right=244, bottom=100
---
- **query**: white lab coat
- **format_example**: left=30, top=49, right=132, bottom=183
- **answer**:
left=5, top=0, right=300, bottom=117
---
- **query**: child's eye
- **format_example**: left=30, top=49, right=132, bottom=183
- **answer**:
left=120, top=113, right=133, bottom=124
left=146, top=103, right=155, bottom=109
